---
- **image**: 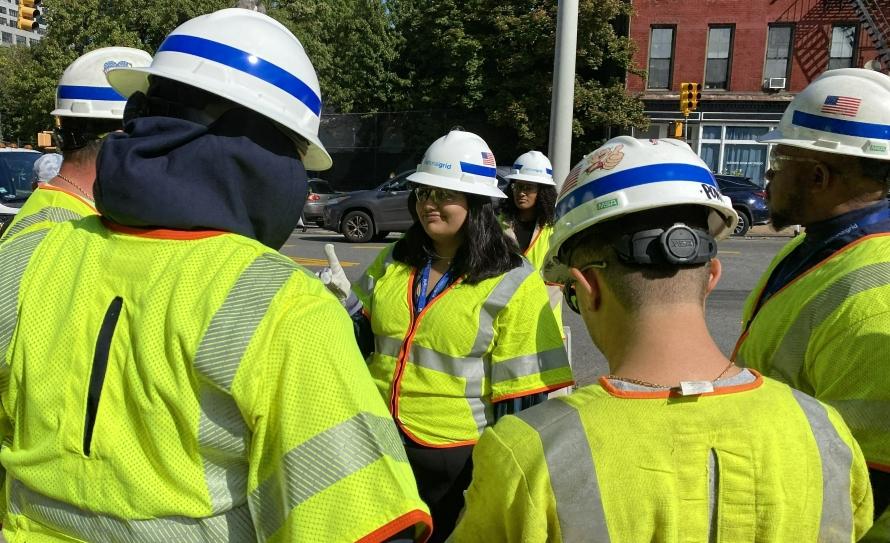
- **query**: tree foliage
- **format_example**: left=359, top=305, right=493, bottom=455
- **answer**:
left=0, top=0, right=645, bottom=165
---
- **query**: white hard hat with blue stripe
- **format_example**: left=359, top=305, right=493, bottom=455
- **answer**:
left=506, top=150, right=555, bottom=185
left=52, top=47, right=153, bottom=120
left=542, top=136, right=738, bottom=283
left=104, top=8, right=332, bottom=171
left=758, top=68, right=890, bottom=161
left=408, top=130, right=507, bottom=198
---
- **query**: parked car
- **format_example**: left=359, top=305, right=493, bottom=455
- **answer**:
left=323, top=171, right=415, bottom=243
left=302, top=178, right=341, bottom=227
left=0, top=148, right=41, bottom=233
left=714, top=174, right=769, bottom=236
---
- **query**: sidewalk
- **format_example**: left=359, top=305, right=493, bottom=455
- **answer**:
left=747, top=224, right=799, bottom=238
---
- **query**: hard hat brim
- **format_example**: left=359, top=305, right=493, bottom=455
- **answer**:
left=106, top=65, right=333, bottom=171
left=50, top=108, right=125, bottom=120
left=407, top=171, right=507, bottom=198
left=504, top=172, right=556, bottom=185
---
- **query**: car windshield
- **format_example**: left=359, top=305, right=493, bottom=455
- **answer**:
left=0, top=151, right=41, bottom=200
left=716, top=176, right=758, bottom=190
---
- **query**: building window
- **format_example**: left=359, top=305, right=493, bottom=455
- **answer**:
left=706, top=26, right=734, bottom=90
left=764, top=25, right=793, bottom=84
left=0, top=17, right=5, bottom=26
left=828, top=24, right=857, bottom=70
left=647, top=26, right=675, bottom=90
left=0, top=7, right=6, bottom=14
left=15, top=34, right=26, bottom=45
left=698, top=125, right=772, bottom=184
left=1, top=31, right=10, bottom=44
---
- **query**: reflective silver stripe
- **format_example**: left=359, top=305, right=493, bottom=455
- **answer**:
left=0, top=230, right=48, bottom=388
left=708, top=449, right=718, bottom=543
left=376, top=334, right=403, bottom=358
left=357, top=246, right=395, bottom=300
left=517, top=399, right=607, bottom=542
left=791, top=389, right=853, bottom=540
left=250, top=412, right=407, bottom=541
left=491, top=347, right=568, bottom=385
left=770, top=262, right=890, bottom=390
left=546, top=283, right=562, bottom=311
left=194, top=253, right=295, bottom=514
left=469, top=260, right=535, bottom=357
left=1, top=206, right=83, bottom=241
left=8, top=479, right=253, bottom=543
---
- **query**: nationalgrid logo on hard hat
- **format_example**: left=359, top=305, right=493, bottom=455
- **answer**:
left=103, top=60, right=133, bottom=73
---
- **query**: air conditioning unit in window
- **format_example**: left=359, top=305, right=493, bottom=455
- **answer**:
left=765, top=77, right=787, bottom=90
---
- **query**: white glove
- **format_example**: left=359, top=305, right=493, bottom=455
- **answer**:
left=317, top=244, right=362, bottom=314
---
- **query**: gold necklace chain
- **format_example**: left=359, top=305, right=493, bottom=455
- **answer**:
left=55, top=174, right=92, bottom=201
left=607, top=360, right=737, bottom=389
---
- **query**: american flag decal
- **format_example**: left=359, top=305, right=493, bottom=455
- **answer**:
left=559, top=165, right=581, bottom=198
left=481, top=151, right=496, bottom=166
left=821, top=95, right=861, bottom=117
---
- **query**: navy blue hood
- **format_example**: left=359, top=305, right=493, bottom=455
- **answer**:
left=94, top=109, right=307, bottom=249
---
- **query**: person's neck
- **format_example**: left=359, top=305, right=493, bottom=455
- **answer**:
left=49, top=163, right=95, bottom=200
left=517, top=208, right=537, bottom=223
left=802, top=194, right=885, bottom=228
left=431, top=237, right=462, bottom=268
left=601, top=304, right=737, bottom=386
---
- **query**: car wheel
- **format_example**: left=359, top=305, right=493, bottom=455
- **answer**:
left=372, top=231, right=390, bottom=242
left=342, top=210, right=374, bottom=243
left=733, top=210, right=750, bottom=236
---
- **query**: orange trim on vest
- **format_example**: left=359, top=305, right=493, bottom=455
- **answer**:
left=492, top=380, right=574, bottom=403
left=38, top=183, right=97, bottom=212
left=598, top=369, right=764, bottom=399
left=524, top=225, right=543, bottom=257
left=735, top=232, right=890, bottom=355
left=103, top=219, right=227, bottom=240
left=390, top=268, right=466, bottom=448
left=356, top=509, right=433, bottom=543
left=868, top=461, right=890, bottom=474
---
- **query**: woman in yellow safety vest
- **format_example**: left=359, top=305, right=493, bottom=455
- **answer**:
left=321, top=130, right=573, bottom=542
left=500, top=150, right=563, bottom=330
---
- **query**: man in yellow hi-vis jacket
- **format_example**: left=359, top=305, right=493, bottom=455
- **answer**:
left=449, top=136, right=873, bottom=542
left=733, top=69, right=890, bottom=541
left=0, top=9, right=431, bottom=543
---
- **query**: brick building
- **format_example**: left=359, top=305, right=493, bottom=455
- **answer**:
left=627, top=0, right=890, bottom=184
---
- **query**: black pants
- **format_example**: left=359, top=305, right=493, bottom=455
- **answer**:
left=403, top=438, right=474, bottom=543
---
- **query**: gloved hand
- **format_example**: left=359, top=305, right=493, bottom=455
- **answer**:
left=317, top=244, right=362, bottom=314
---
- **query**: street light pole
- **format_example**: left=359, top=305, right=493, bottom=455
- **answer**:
left=548, top=0, right=579, bottom=192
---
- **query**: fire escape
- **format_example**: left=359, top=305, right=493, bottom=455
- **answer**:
left=851, top=0, right=890, bottom=71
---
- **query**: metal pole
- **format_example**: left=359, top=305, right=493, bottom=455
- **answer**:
left=548, top=0, right=579, bottom=192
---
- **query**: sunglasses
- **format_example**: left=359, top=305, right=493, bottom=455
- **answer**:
left=512, top=181, right=539, bottom=193
left=414, top=186, right=461, bottom=204
left=768, top=149, right=822, bottom=173
left=564, top=261, right=608, bottom=314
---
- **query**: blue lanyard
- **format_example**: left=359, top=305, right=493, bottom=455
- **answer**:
left=415, top=259, right=452, bottom=314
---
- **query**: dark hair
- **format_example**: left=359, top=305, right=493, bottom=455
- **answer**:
left=392, top=191, right=523, bottom=284
left=54, top=116, right=121, bottom=153
left=501, top=181, right=557, bottom=227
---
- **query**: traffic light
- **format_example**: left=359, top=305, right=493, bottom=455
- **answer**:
left=679, top=82, right=701, bottom=116
left=16, top=0, right=41, bottom=32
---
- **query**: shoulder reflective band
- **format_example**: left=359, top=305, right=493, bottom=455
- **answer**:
left=556, top=163, right=717, bottom=218
left=157, top=34, right=323, bottom=117
left=792, top=110, right=890, bottom=140
left=57, top=85, right=126, bottom=101
left=460, top=162, right=497, bottom=178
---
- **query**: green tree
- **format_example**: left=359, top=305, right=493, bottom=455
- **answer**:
left=390, top=0, right=647, bottom=163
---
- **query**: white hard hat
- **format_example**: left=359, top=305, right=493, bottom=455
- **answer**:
left=105, top=8, right=332, bottom=171
left=506, top=150, right=555, bottom=185
left=542, top=136, right=738, bottom=283
left=407, top=130, right=506, bottom=198
left=52, top=47, right=153, bottom=119
left=758, top=68, right=890, bottom=161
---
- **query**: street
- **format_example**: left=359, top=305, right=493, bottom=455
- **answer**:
left=278, top=227, right=791, bottom=387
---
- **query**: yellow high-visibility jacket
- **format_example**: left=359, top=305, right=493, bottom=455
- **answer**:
left=501, top=218, right=563, bottom=332
left=450, top=372, right=873, bottom=542
left=0, top=184, right=96, bottom=243
left=734, top=232, right=890, bottom=541
left=354, top=245, right=573, bottom=447
left=0, top=218, right=431, bottom=543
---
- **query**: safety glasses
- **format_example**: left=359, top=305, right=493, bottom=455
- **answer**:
left=414, top=186, right=461, bottom=205
left=511, top=181, right=539, bottom=193
left=768, top=149, right=822, bottom=173
left=563, top=261, right=608, bottom=314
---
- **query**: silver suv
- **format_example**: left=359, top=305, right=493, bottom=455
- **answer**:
left=322, top=171, right=414, bottom=243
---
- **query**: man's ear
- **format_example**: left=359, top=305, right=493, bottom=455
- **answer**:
left=811, top=162, right=832, bottom=193
left=569, top=266, right=601, bottom=312
left=706, top=258, right=722, bottom=295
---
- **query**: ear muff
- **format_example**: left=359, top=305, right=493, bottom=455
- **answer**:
left=613, top=224, right=717, bottom=266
